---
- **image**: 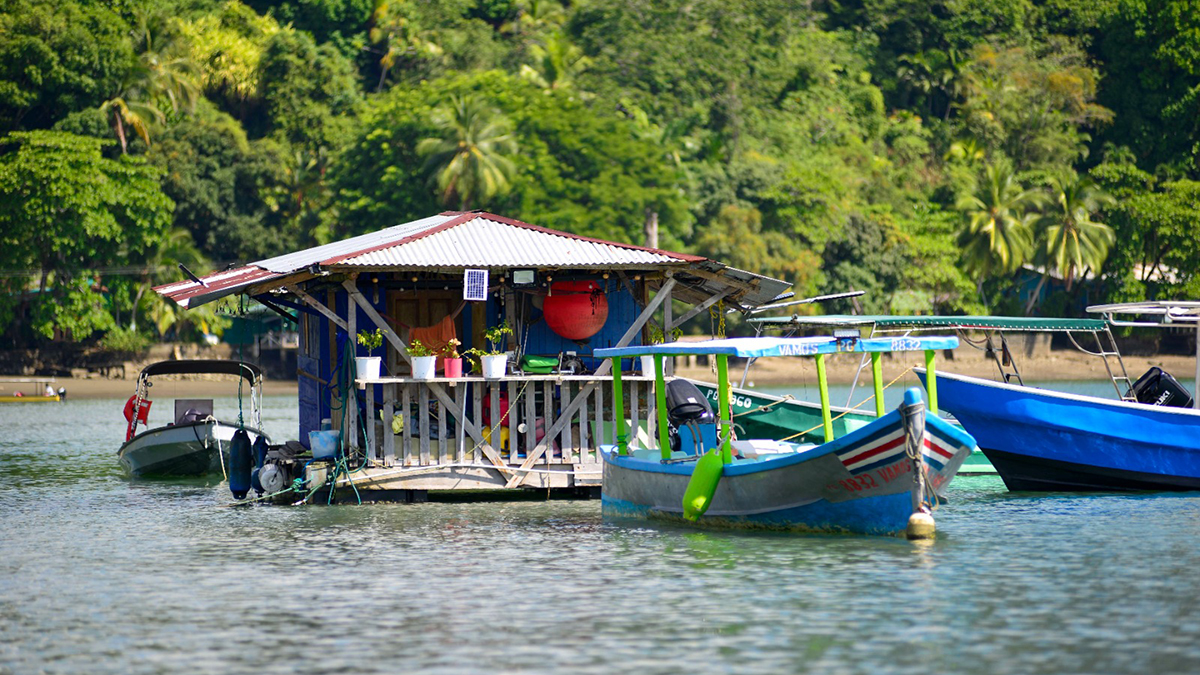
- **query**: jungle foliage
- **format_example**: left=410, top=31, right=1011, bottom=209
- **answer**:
left=2, top=0, right=1199, bottom=349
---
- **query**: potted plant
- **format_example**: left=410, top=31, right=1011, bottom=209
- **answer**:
left=356, top=328, right=384, bottom=380
left=465, top=321, right=513, bottom=379
left=441, top=338, right=463, bottom=378
left=408, top=339, right=438, bottom=379
left=643, top=325, right=683, bottom=374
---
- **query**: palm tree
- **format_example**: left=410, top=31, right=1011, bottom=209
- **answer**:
left=519, top=31, right=591, bottom=95
left=1023, top=173, right=1115, bottom=312
left=416, top=96, right=518, bottom=210
left=101, top=10, right=200, bottom=152
left=956, top=160, right=1041, bottom=284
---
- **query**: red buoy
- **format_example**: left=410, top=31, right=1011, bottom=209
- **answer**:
left=543, top=281, right=608, bottom=340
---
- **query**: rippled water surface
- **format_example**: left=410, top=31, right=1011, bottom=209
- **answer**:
left=4, top=394, right=1200, bottom=675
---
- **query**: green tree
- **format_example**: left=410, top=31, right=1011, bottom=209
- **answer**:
left=0, top=0, right=134, bottom=131
left=416, top=95, right=518, bottom=210
left=0, top=131, right=173, bottom=345
left=956, top=160, right=1040, bottom=283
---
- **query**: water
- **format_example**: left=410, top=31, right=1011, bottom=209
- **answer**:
left=5, top=392, right=1200, bottom=674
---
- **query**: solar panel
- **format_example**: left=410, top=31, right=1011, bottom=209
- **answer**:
left=463, top=269, right=488, bottom=301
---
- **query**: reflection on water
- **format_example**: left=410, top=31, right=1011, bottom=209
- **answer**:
left=3, top=395, right=1200, bottom=674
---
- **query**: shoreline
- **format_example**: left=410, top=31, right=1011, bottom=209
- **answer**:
left=2, top=349, right=1194, bottom=399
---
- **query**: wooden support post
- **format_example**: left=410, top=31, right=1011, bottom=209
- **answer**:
left=654, top=355, right=670, bottom=460
left=560, top=383, right=574, bottom=462
left=524, top=379, right=536, bottom=459
left=871, top=352, right=885, bottom=418
left=925, top=349, right=938, bottom=414
left=383, top=384, right=395, bottom=466
left=489, top=384, right=501, bottom=456
left=472, top=383, right=483, bottom=463
left=437, top=395, right=447, bottom=463
left=285, top=284, right=347, bottom=332
left=816, top=353, right=833, bottom=442
left=456, top=385, right=466, bottom=463
left=507, top=381, right=518, bottom=459
left=366, top=381, right=376, bottom=461
left=401, top=384, right=412, bottom=465
left=419, top=385, right=430, bottom=465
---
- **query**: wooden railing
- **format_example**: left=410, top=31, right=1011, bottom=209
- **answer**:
left=356, top=374, right=662, bottom=486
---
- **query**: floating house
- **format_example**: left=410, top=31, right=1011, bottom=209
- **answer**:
left=157, top=212, right=789, bottom=499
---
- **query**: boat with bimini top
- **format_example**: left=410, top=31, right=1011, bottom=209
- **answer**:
left=593, top=334, right=978, bottom=537
left=752, top=310, right=1200, bottom=492
left=117, top=360, right=269, bottom=480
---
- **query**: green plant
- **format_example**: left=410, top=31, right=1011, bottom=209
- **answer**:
left=648, top=324, right=683, bottom=344
left=407, top=338, right=438, bottom=357
left=482, top=321, right=513, bottom=355
left=99, top=327, right=152, bottom=354
left=357, top=328, right=384, bottom=355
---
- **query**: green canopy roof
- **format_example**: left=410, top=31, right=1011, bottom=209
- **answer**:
left=749, top=314, right=1107, bottom=332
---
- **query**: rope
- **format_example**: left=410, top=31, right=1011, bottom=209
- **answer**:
left=733, top=394, right=795, bottom=418
left=778, top=365, right=916, bottom=442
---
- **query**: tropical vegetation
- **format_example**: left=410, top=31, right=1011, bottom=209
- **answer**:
left=3, top=0, right=1200, bottom=353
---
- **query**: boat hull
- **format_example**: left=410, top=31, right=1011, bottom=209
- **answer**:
left=923, top=370, right=1200, bottom=492
left=601, top=413, right=975, bottom=535
left=117, top=422, right=266, bottom=478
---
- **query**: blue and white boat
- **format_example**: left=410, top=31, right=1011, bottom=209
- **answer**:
left=594, top=335, right=978, bottom=537
left=923, top=302, right=1200, bottom=492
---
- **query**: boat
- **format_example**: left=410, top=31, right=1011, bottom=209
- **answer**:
left=117, top=360, right=269, bottom=478
left=925, top=303, right=1200, bottom=491
left=0, top=377, right=64, bottom=403
left=753, top=309, right=1200, bottom=492
left=593, top=334, right=979, bottom=537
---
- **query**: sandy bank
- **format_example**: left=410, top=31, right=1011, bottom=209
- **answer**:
left=4, top=349, right=1193, bottom=399
left=672, top=350, right=1197, bottom=387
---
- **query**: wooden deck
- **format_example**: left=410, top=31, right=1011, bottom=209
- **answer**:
left=314, top=373, right=663, bottom=495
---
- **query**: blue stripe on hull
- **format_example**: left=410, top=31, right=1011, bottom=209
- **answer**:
left=602, top=492, right=916, bottom=536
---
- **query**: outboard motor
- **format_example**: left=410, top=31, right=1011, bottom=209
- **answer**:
left=1128, top=367, right=1194, bottom=409
left=665, top=379, right=715, bottom=455
left=250, top=436, right=269, bottom=494
left=228, top=429, right=253, bottom=499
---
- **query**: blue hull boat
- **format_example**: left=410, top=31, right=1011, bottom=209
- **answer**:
left=601, top=408, right=975, bottom=534
left=595, top=334, right=978, bottom=537
left=923, top=370, right=1200, bottom=492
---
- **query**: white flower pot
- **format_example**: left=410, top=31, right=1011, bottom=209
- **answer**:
left=411, top=355, right=437, bottom=379
left=640, top=354, right=657, bottom=375
left=481, top=353, right=508, bottom=379
left=355, top=356, right=381, bottom=381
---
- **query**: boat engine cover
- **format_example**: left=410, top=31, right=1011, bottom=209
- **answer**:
left=665, top=379, right=715, bottom=426
left=1128, top=367, right=1194, bottom=409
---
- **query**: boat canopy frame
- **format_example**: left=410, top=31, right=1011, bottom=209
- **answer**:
left=750, top=313, right=1136, bottom=402
left=1089, top=301, right=1200, bottom=409
left=129, top=360, right=264, bottom=437
left=595, top=334, right=958, bottom=465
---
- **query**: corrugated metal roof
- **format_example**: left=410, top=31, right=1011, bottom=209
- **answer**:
left=335, top=215, right=687, bottom=268
left=257, top=213, right=456, bottom=273
left=155, top=211, right=789, bottom=309
left=154, top=265, right=282, bottom=309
